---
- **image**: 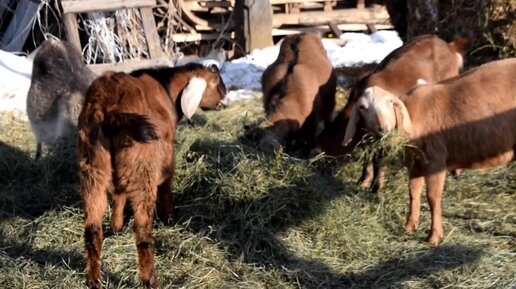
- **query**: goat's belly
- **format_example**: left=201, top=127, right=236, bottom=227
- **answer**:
left=454, top=150, right=514, bottom=170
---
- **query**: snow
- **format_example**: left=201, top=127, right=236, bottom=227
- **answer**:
left=0, top=50, right=33, bottom=119
left=0, top=30, right=402, bottom=119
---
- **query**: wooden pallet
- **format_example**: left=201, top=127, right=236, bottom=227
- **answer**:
left=60, top=0, right=171, bottom=74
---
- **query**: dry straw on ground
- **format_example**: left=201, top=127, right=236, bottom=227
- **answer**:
left=0, top=91, right=514, bottom=288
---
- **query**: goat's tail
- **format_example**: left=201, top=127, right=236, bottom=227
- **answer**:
left=448, top=36, right=470, bottom=54
left=79, top=72, right=159, bottom=148
left=102, top=113, right=158, bottom=143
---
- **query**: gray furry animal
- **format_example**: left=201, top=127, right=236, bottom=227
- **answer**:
left=27, top=39, right=97, bottom=159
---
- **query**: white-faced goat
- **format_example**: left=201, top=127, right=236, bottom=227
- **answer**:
left=316, top=34, right=468, bottom=191
left=343, top=58, right=516, bottom=246
left=77, top=63, right=227, bottom=288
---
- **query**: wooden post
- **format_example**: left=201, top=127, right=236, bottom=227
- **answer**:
left=407, top=0, right=438, bottom=41
left=234, top=0, right=273, bottom=56
left=63, top=13, right=82, bottom=53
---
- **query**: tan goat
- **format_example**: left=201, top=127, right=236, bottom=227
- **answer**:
left=343, top=58, right=516, bottom=246
left=77, top=63, right=227, bottom=288
left=260, top=33, right=336, bottom=155
left=316, top=34, right=468, bottom=191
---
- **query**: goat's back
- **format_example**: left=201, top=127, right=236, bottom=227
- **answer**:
left=405, top=58, right=516, bottom=170
left=317, top=35, right=463, bottom=156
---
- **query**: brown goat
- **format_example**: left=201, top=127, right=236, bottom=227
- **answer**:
left=316, top=34, right=468, bottom=191
left=77, top=63, right=226, bottom=288
left=260, top=33, right=336, bottom=155
left=343, top=58, right=516, bottom=245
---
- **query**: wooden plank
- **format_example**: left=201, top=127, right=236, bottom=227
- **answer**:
left=357, top=0, right=365, bottom=9
left=270, top=0, right=341, bottom=4
left=139, top=7, right=162, bottom=59
left=88, top=58, right=174, bottom=74
left=271, top=23, right=392, bottom=35
left=272, top=7, right=390, bottom=27
left=63, top=13, right=82, bottom=53
left=61, top=0, right=155, bottom=14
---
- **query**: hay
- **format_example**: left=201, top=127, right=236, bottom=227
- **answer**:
left=438, top=0, right=515, bottom=64
left=0, top=93, right=515, bottom=288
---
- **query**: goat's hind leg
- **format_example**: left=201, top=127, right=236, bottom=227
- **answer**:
left=82, top=174, right=109, bottom=289
left=131, top=187, right=159, bottom=288
left=110, top=193, right=127, bottom=232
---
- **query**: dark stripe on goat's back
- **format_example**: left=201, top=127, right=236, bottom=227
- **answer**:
left=266, top=34, right=304, bottom=115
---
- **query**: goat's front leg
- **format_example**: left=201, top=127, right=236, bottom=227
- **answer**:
left=405, top=172, right=424, bottom=233
left=424, top=170, right=447, bottom=246
left=132, top=189, right=159, bottom=288
left=369, top=150, right=385, bottom=193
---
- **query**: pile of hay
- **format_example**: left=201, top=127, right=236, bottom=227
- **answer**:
left=438, top=0, right=516, bottom=65
left=386, top=0, right=515, bottom=65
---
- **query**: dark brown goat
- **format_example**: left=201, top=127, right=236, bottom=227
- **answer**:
left=77, top=63, right=226, bottom=288
left=343, top=58, right=516, bottom=245
left=315, top=34, right=468, bottom=191
left=260, top=33, right=336, bottom=155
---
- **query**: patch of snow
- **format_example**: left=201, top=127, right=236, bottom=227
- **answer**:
left=0, top=31, right=403, bottom=118
left=0, top=50, right=32, bottom=120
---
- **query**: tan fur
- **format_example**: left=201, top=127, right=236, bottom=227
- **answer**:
left=260, top=33, right=336, bottom=154
left=317, top=35, right=467, bottom=192
left=346, top=58, right=516, bottom=245
left=78, top=63, right=226, bottom=288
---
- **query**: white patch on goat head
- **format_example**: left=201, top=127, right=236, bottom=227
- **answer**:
left=181, top=77, right=207, bottom=119
left=362, top=86, right=397, bottom=137
left=416, top=78, right=428, bottom=85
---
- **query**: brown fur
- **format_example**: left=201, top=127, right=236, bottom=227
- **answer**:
left=77, top=63, right=226, bottom=288
left=316, top=34, right=467, bottom=191
left=260, top=33, right=336, bottom=154
left=348, top=58, right=516, bottom=245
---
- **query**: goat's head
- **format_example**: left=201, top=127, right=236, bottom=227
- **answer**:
left=342, top=86, right=411, bottom=146
left=181, top=64, right=228, bottom=119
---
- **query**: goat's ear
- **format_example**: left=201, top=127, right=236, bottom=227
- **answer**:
left=181, top=77, right=207, bottom=119
left=342, top=104, right=360, bottom=146
left=392, top=96, right=411, bottom=134
left=208, top=64, right=219, bottom=73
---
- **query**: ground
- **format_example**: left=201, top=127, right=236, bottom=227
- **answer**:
left=0, top=92, right=514, bottom=288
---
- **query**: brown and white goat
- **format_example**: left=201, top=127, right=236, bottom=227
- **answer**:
left=343, top=58, right=516, bottom=245
left=316, top=34, right=468, bottom=191
left=27, top=39, right=97, bottom=159
left=260, top=33, right=336, bottom=155
left=77, top=63, right=226, bottom=288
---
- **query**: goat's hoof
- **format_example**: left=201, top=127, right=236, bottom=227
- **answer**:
left=260, top=136, right=281, bottom=154
left=87, top=279, right=102, bottom=289
left=426, top=234, right=442, bottom=246
left=404, top=222, right=417, bottom=233
left=308, top=147, right=322, bottom=158
left=110, top=220, right=124, bottom=233
left=143, top=275, right=159, bottom=289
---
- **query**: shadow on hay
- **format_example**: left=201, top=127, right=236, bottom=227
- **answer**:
left=172, top=136, right=483, bottom=288
left=0, top=229, right=132, bottom=287
left=0, top=137, right=80, bottom=220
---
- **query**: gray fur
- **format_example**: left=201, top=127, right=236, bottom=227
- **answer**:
left=26, top=39, right=96, bottom=159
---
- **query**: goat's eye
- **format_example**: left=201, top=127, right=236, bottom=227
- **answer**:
left=359, top=104, right=366, bottom=110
